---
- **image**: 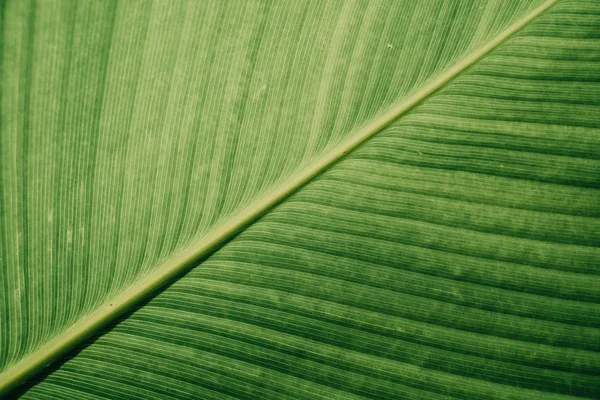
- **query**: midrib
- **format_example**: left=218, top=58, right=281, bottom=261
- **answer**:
left=0, top=0, right=559, bottom=395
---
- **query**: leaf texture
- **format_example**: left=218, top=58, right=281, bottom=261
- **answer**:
left=2, top=0, right=600, bottom=398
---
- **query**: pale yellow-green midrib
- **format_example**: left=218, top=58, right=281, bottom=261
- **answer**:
left=0, top=0, right=559, bottom=395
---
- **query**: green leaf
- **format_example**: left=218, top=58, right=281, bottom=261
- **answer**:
left=2, top=0, right=599, bottom=398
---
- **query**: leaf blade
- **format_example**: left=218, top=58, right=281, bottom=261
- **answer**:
left=4, top=0, right=593, bottom=398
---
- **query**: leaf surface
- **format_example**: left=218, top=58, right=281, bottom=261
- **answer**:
left=1, top=0, right=600, bottom=398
